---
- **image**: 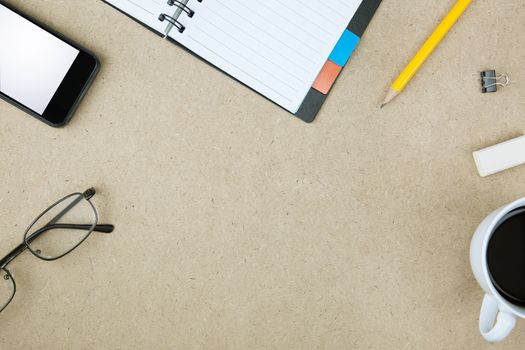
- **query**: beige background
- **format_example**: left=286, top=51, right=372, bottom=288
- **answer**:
left=0, top=0, right=524, bottom=348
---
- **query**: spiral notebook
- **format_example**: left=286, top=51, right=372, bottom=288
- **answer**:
left=104, top=0, right=382, bottom=122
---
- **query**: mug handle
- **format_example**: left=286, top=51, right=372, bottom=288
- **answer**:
left=479, top=294, right=517, bottom=342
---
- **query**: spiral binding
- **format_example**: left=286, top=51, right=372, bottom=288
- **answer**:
left=158, top=0, right=203, bottom=34
left=158, top=13, right=185, bottom=33
left=168, top=0, right=195, bottom=17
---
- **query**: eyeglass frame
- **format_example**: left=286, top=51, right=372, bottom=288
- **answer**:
left=0, top=188, right=114, bottom=313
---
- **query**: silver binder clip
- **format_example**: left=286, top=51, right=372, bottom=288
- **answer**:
left=481, top=70, right=509, bottom=93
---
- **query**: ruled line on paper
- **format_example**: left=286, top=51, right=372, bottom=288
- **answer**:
left=203, top=10, right=312, bottom=73
left=214, top=0, right=319, bottom=64
left=185, top=36, right=294, bottom=103
left=298, top=0, right=346, bottom=21
left=123, top=0, right=160, bottom=16
left=198, top=16, right=306, bottom=83
left=191, top=27, right=301, bottom=92
left=282, top=0, right=342, bottom=31
left=272, top=0, right=337, bottom=35
left=225, top=0, right=324, bottom=55
left=254, top=0, right=330, bottom=43
left=332, top=0, right=354, bottom=14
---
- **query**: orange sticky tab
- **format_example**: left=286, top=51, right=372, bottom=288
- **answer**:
left=312, top=61, right=343, bottom=95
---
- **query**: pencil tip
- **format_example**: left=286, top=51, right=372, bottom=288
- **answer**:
left=380, top=103, right=385, bottom=109
left=381, top=89, right=398, bottom=108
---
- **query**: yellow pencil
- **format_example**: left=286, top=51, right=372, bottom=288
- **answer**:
left=381, top=0, right=473, bottom=107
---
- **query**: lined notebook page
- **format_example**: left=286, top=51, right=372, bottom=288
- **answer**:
left=171, top=0, right=363, bottom=113
left=105, top=0, right=174, bottom=34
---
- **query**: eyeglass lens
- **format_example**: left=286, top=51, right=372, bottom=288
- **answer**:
left=0, top=269, right=15, bottom=312
left=24, top=194, right=97, bottom=260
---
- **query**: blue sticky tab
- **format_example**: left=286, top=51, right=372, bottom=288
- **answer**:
left=328, top=30, right=360, bottom=67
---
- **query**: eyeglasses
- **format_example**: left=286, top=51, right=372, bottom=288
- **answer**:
left=0, top=188, right=114, bottom=313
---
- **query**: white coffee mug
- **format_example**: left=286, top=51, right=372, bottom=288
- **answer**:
left=470, top=197, right=525, bottom=342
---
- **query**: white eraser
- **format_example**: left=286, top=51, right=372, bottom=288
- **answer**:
left=473, top=135, right=525, bottom=177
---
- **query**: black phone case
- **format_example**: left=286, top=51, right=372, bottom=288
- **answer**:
left=0, top=1, right=100, bottom=127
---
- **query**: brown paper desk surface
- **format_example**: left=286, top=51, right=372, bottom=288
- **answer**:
left=1, top=0, right=524, bottom=348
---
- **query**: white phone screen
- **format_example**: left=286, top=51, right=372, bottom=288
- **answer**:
left=0, top=5, right=79, bottom=114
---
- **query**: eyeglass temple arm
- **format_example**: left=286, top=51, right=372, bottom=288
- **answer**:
left=45, top=188, right=94, bottom=227
left=35, top=224, right=115, bottom=234
left=43, top=188, right=97, bottom=229
left=0, top=223, right=114, bottom=269
left=25, top=224, right=114, bottom=245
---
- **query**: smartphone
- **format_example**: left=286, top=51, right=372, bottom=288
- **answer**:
left=0, top=2, right=99, bottom=127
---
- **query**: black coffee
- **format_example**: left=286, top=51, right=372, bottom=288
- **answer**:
left=487, top=208, right=525, bottom=306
